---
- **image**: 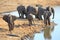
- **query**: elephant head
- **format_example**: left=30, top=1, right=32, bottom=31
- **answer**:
left=46, top=6, right=55, bottom=19
left=36, top=6, right=45, bottom=20
left=17, top=5, right=26, bottom=19
left=3, top=14, right=17, bottom=24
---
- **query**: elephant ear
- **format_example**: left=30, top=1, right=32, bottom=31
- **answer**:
left=46, top=6, right=50, bottom=11
left=3, top=15, right=12, bottom=24
left=12, top=16, right=17, bottom=21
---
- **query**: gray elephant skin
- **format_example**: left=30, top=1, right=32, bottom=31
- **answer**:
left=3, top=14, right=17, bottom=33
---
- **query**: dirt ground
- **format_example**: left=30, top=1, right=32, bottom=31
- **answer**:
left=0, top=18, right=56, bottom=40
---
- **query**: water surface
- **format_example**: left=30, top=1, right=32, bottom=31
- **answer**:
left=34, top=6, right=60, bottom=40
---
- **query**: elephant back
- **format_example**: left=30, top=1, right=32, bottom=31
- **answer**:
left=17, top=5, right=25, bottom=13
left=27, top=6, right=36, bottom=15
left=38, top=7, right=45, bottom=15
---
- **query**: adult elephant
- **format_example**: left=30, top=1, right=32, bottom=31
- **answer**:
left=36, top=6, right=55, bottom=20
left=35, top=6, right=55, bottom=25
left=43, top=10, right=51, bottom=25
left=17, top=5, right=27, bottom=19
left=26, top=6, right=36, bottom=26
left=36, top=7, right=45, bottom=20
left=27, top=13, right=34, bottom=26
left=3, top=14, right=17, bottom=34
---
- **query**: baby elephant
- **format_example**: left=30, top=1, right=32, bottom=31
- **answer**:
left=3, top=14, right=17, bottom=33
left=27, top=13, right=34, bottom=26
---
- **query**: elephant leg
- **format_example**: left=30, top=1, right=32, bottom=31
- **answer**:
left=44, top=18, right=47, bottom=26
left=35, top=15, right=38, bottom=18
left=10, top=23, right=14, bottom=31
left=18, top=12, right=21, bottom=18
left=29, top=20, right=32, bottom=26
left=25, top=14, right=28, bottom=19
left=8, top=23, right=11, bottom=31
left=44, top=15, right=47, bottom=26
left=8, top=23, right=12, bottom=34
left=13, top=22, right=14, bottom=27
left=38, top=15, right=43, bottom=20
left=48, top=17, right=50, bottom=25
left=8, top=23, right=14, bottom=33
left=21, top=13, right=24, bottom=19
left=11, top=22, right=14, bottom=30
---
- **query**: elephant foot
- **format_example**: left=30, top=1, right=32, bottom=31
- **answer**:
left=25, top=17, right=27, bottom=19
left=37, top=17, right=43, bottom=20
left=9, top=31, right=12, bottom=34
left=40, top=18, right=43, bottom=20
left=28, top=24, right=31, bottom=26
left=29, top=24, right=32, bottom=26
left=38, top=19, right=43, bottom=20
left=20, top=17, right=24, bottom=19
left=21, top=18, right=24, bottom=19
left=48, top=23, right=51, bottom=26
left=19, top=16, right=24, bottom=19
left=19, top=16, right=21, bottom=19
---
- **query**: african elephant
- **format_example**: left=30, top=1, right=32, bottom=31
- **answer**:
left=27, top=13, right=34, bottom=26
left=43, top=6, right=54, bottom=25
left=17, top=5, right=27, bottom=19
left=46, top=6, right=54, bottom=19
left=36, top=7, right=45, bottom=20
left=36, top=6, right=55, bottom=20
left=35, top=6, right=55, bottom=25
left=3, top=14, right=17, bottom=33
left=43, top=11, right=51, bottom=25
left=26, top=6, right=37, bottom=26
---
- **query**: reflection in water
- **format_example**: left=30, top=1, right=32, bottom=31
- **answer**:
left=44, top=25, right=54, bottom=40
left=23, top=21, right=55, bottom=40
left=22, top=24, right=55, bottom=40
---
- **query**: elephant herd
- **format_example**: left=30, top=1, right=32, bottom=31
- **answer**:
left=2, top=5, right=55, bottom=33
left=17, top=5, right=54, bottom=26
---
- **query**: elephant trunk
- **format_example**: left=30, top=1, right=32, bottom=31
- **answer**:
left=51, top=8, right=55, bottom=19
left=52, top=12, right=54, bottom=19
